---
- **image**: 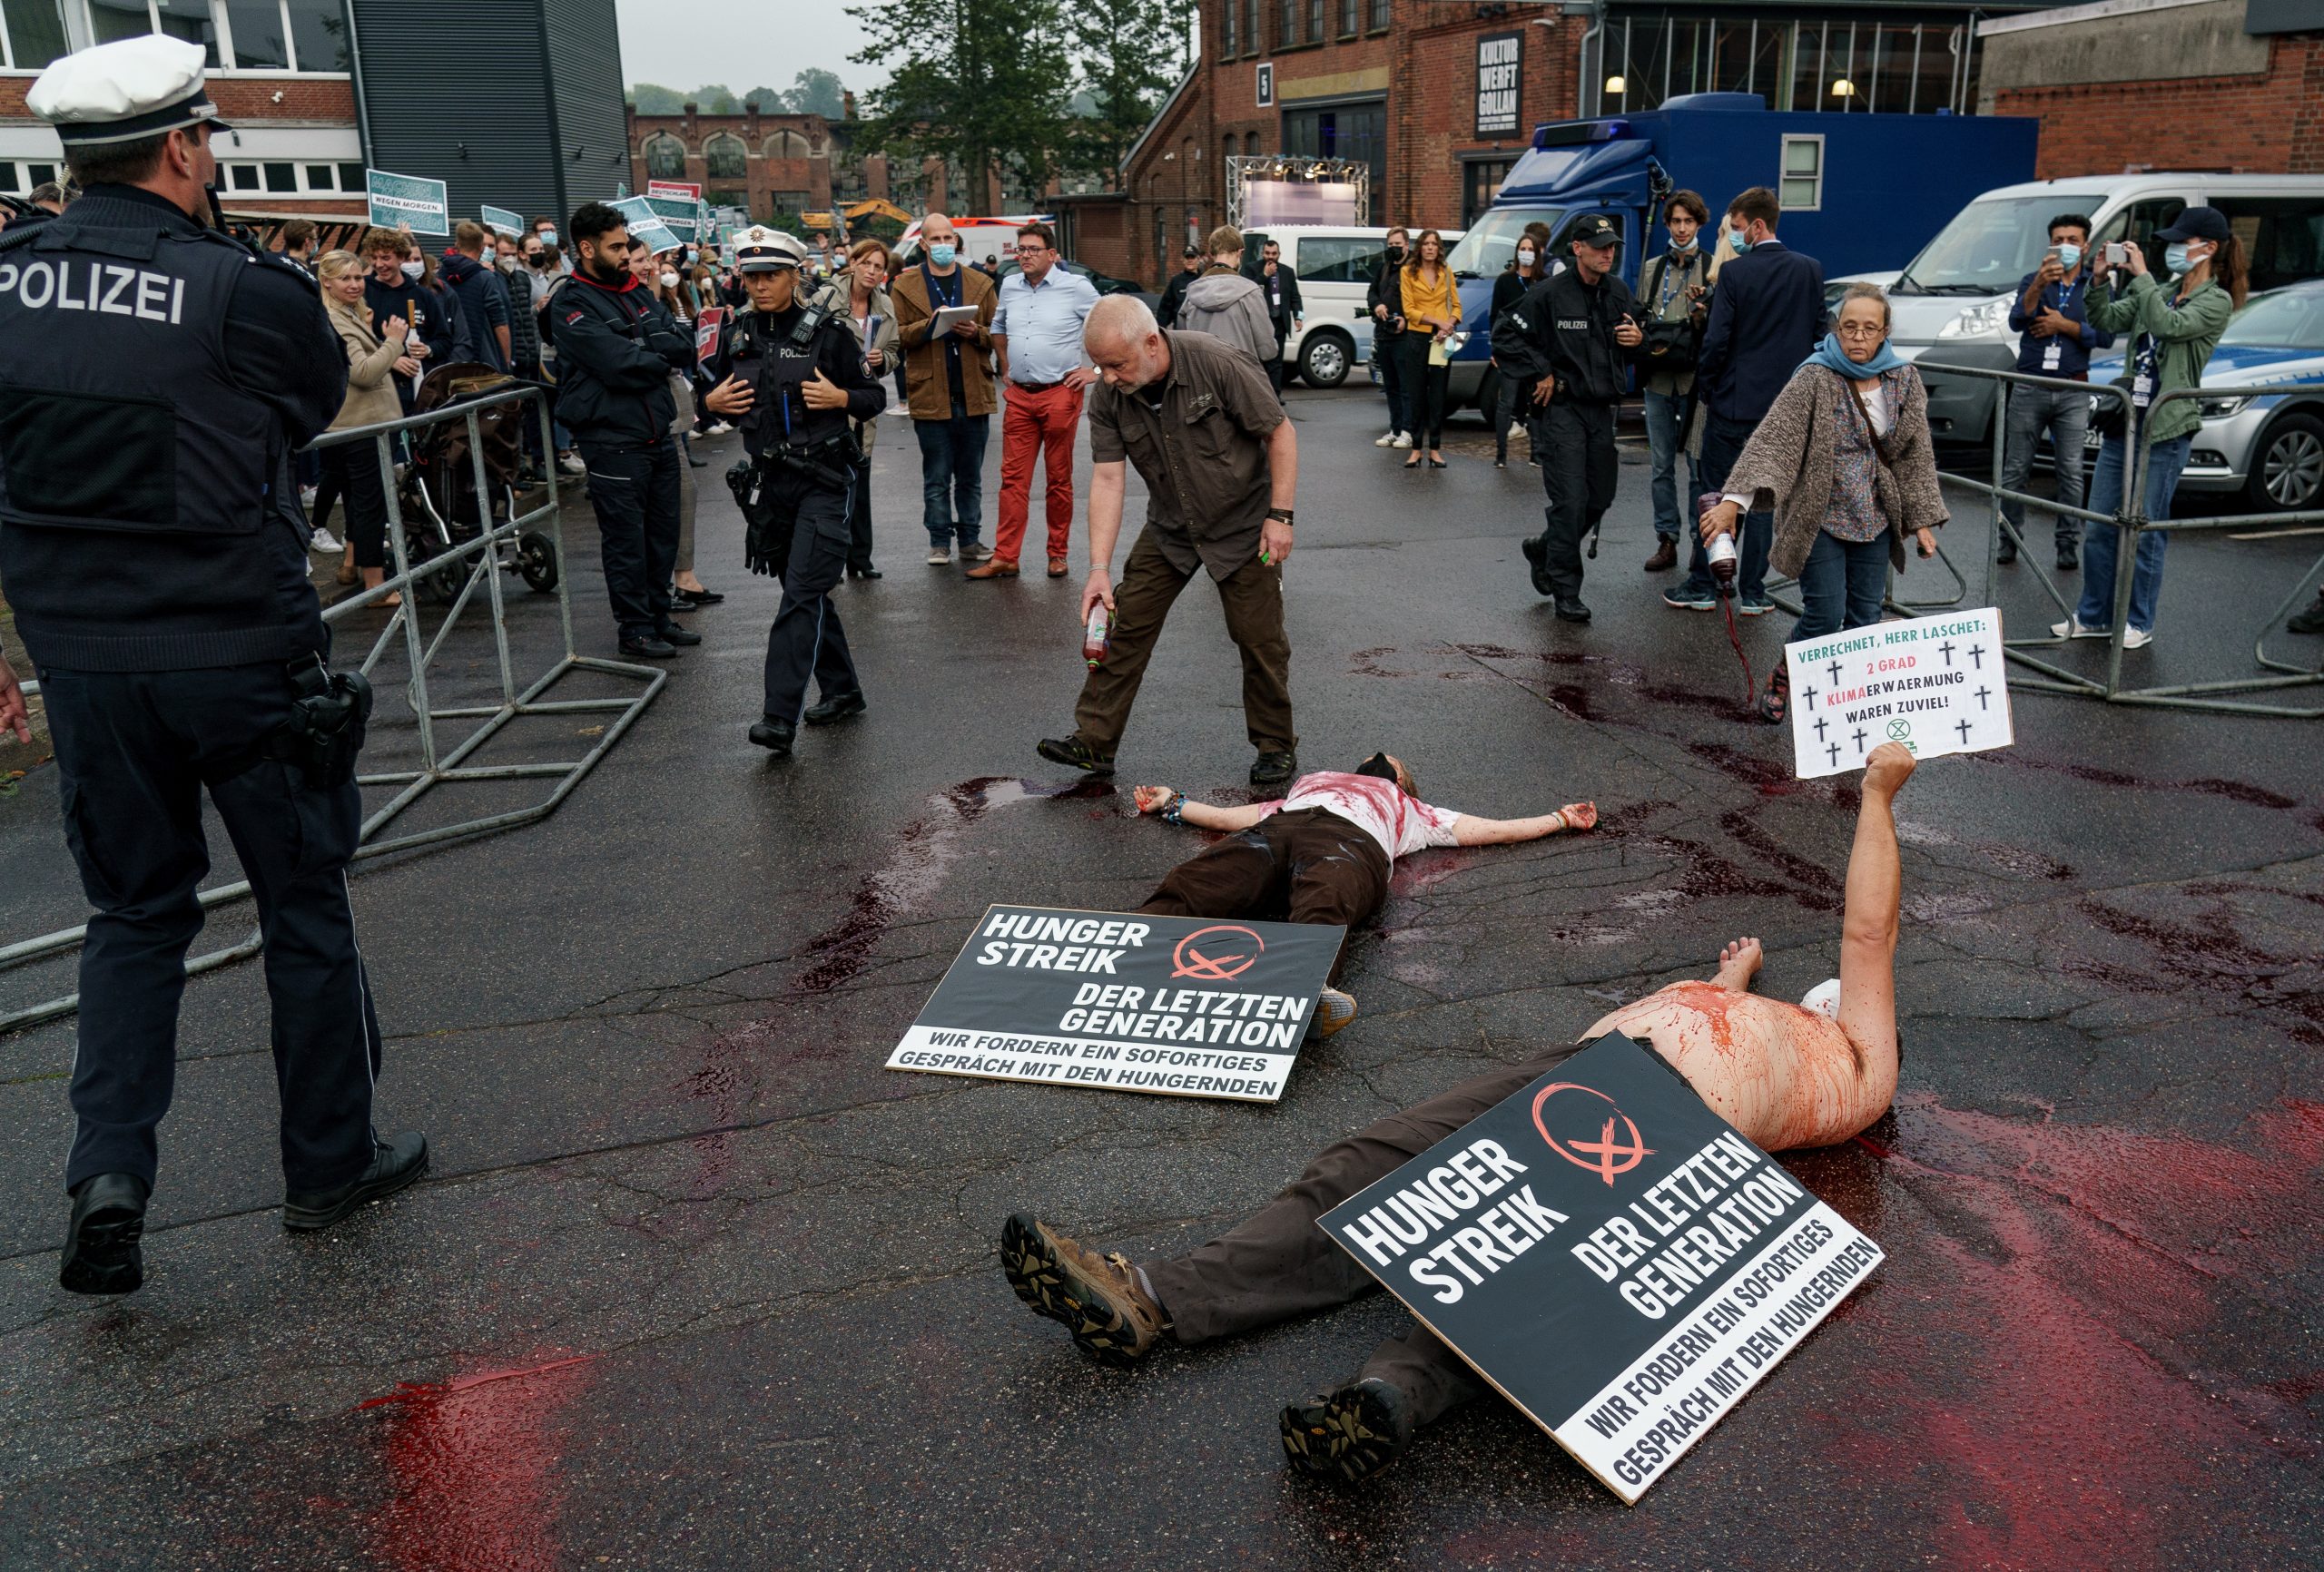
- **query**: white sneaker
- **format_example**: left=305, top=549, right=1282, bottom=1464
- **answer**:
left=1390, top=431, right=1413, bottom=449
left=307, top=526, right=343, bottom=554
left=299, top=485, right=319, bottom=507
left=1374, top=429, right=1398, bottom=447
left=557, top=452, right=586, bottom=475
left=887, top=402, right=911, bottom=418
left=2122, top=625, right=2152, bottom=649
left=926, top=547, right=951, bottom=565
left=2050, top=617, right=2108, bottom=640
left=704, top=421, right=734, bottom=437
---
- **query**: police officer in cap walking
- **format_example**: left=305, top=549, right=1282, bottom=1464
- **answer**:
left=0, top=36, right=426, bottom=1294
left=701, top=227, right=884, bottom=756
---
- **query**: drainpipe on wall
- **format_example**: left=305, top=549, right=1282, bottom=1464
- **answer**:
left=1578, top=1, right=1607, bottom=121
left=340, top=0, right=373, bottom=166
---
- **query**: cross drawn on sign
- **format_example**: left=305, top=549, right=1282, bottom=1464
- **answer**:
left=1532, top=1082, right=1656, bottom=1185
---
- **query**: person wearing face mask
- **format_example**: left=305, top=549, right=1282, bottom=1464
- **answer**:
left=1368, top=227, right=1412, bottom=447
left=890, top=211, right=1000, bottom=565
left=529, top=216, right=572, bottom=275
left=1639, top=191, right=1713, bottom=570
left=1671, top=187, right=1826, bottom=616
left=547, top=203, right=700, bottom=659
left=441, top=221, right=512, bottom=372
left=1998, top=214, right=2112, bottom=572
left=1489, top=221, right=1553, bottom=468
left=2053, top=207, right=2243, bottom=650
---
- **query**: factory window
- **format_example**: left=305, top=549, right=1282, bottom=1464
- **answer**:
left=0, top=0, right=70, bottom=69
left=644, top=134, right=688, bottom=182
left=705, top=134, right=747, bottom=180
left=1779, top=134, right=1823, bottom=211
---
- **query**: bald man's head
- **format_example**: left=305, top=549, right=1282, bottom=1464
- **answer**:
left=1084, top=295, right=1168, bottom=391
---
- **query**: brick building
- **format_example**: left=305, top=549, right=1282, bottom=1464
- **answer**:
left=1079, top=0, right=2070, bottom=289
left=626, top=104, right=842, bottom=221
left=1978, top=0, right=2324, bottom=176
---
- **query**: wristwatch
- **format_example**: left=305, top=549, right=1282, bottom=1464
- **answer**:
left=1265, top=507, right=1295, bottom=526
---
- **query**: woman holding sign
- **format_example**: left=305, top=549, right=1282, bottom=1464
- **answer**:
left=1699, top=283, right=1945, bottom=724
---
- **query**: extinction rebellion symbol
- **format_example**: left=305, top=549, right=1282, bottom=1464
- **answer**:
left=1170, top=924, right=1265, bottom=981
left=1531, top=1082, right=1655, bottom=1185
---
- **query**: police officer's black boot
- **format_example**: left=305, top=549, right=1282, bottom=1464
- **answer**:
left=803, top=692, right=867, bottom=725
left=282, top=1132, right=429, bottom=1233
left=751, top=716, right=797, bottom=755
left=1521, top=527, right=1555, bottom=598
left=59, top=1173, right=150, bottom=1295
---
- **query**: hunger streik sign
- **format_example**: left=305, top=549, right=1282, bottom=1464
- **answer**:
left=1318, top=1037, right=1883, bottom=1502
left=1787, top=607, right=2013, bottom=779
left=885, top=906, right=1343, bottom=1103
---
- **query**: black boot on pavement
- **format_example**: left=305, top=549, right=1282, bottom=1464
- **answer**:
left=1250, top=749, right=1297, bottom=788
left=654, top=624, right=704, bottom=647
left=2288, top=594, right=2324, bottom=635
left=1643, top=539, right=1677, bottom=572
left=1520, top=533, right=1555, bottom=596
left=281, top=1133, right=428, bottom=1233
left=59, top=1173, right=150, bottom=1295
left=803, top=692, right=867, bottom=725
left=1280, top=1378, right=1414, bottom=1484
left=750, top=717, right=796, bottom=754
left=619, top=633, right=677, bottom=659
left=1553, top=594, right=1592, bottom=624
left=1000, top=1213, right=1167, bottom=1368
left=1037, top=735, right=1116, bottom=777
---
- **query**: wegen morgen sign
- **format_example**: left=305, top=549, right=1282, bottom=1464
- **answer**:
left=1318, top=1036, right=1883, bottom=1501
left=885, top=906, right=1342, bottom=1103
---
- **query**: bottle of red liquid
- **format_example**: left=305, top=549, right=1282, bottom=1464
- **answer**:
left=1083, top=605, right=1109, bottom=667
left=1698, top=491, right=1738, bottom=593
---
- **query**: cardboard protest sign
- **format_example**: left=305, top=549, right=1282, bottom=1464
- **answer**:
left=694, top=307, right=725, bottom=364
left=479, top=204, right=526, bottom=236
left=642, top=194, right=701, bottom=241
left=1786, top=607, right=2012, bottom=780
left=367, top=169, right=448, bottom=235
left=646, top=179, right=702, bottom=201
left=1318, top=1036, right=1883, bottom=1502
left=609, top=196, right=681, bottom=257
left=886, top=906, right=1343, bottom=1103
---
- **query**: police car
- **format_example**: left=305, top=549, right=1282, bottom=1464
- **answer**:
left=2086, top=279, right=2324, bottom=515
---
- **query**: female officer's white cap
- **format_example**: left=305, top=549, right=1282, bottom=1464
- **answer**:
left=28, top=35, right=232, bottom=148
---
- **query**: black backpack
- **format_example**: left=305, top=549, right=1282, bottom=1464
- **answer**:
left=1637, top=252, right=1703, bottom=375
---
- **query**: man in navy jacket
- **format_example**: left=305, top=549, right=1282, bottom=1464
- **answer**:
left=441, top=221, right=511, bottom=371
left=1670, top=187, right=1826, bottom=614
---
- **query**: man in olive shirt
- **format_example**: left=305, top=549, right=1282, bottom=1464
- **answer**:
left=1037, top=296, right=1302, bottom=788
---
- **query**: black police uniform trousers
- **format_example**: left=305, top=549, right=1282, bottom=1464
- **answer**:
left=41, top=663, right=382, bottom=1195
left=577, top=433, right=683, bottom=640
left=753, top=465, right=862, bottom=722
left=1534, top=398, right=1620, bottom=598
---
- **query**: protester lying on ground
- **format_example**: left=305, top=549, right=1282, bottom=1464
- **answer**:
left=1003, top=742, right=1915, bottom=1486
left=1127, top=753, right=1596, bottom=1037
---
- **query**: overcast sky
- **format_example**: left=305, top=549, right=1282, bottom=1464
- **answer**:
left=612, top=1, right=882, bottom=95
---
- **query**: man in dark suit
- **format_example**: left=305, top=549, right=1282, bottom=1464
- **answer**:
left=1258, top=239, right=1305, bottom=394
left=1669, top=186, right=1825, bottom=614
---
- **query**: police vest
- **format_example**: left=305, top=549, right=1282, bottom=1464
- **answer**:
left=0, top=205, right=279, bottom=537
left=724, top=308, right=852, bottom=457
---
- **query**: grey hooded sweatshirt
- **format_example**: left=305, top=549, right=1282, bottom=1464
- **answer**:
left=1177, top=266, right=1278, bottom=367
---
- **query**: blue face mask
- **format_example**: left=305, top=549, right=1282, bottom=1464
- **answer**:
left=1727, top=227, right=1748, bottom=253
left=538, top=229, right=557, bottom=246
left=930, top=243, right=957, bottom=268
left=2054, top=243, right=2082, bottom=271
left=2164, top=242, right=2207, bottom=274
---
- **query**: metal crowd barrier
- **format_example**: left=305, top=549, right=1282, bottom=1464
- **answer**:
left=1923, top=362, right=2324, bottom=716
left=0, top=386, right=665, bottom=1035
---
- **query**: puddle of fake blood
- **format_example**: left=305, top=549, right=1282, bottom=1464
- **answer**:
left=1973, top=751, right=2301, bottom=811
left=2070, top=893, right=2324, bottom=1046
left=357, top=1356, right=595, bottom=1572
left=1827, top=1097, right=2324, bottom=1571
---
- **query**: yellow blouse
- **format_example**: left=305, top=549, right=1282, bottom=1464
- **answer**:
left=1397, top=265, right=1460, bottom=330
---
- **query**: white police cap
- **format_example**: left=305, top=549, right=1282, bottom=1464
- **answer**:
left=27, top=35, right=232, bottom=149
left=733, top=225, right=809, bottom=273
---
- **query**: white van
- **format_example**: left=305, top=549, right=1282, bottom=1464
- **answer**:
left=1841, top=173, right=2324, bottom=445
left=1236, top=225, right=1462, bottom=388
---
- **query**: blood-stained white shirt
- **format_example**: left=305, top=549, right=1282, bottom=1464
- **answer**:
left=1257, top=771, right=1462, bottom=865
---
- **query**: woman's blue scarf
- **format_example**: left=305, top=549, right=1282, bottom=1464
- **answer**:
left=1801, top=332, right=1905, bottom=380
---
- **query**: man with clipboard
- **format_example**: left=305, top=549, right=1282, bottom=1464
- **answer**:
left=891, top=213, right=1000, bottom=566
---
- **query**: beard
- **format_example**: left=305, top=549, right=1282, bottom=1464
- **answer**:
left=584, top=248, right=627, bottom=285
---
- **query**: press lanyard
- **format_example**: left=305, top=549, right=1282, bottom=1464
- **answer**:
left=1657, top=251, right=1696, bottom=317
left=2132, top=289, right=2188, bottom=410
left=2040, top=277, right=2082, bottom=372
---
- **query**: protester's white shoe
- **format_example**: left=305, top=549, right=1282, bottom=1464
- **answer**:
left=308, top=526, right=343, bottom=554
left=704, top=421, right=734, bottom=436
left=2122, top=625, right=2153, bottom=649
left=299, top=485, right=319, bottom=508
left=557, top=452, right=586, bottom=475
left=887, top=402, right=911, bottom=418
left=1374, top=429, right=1398, bottom=447
left=1390, top=431, right=1413, bottom=449
left=2051, top=616, right=2108, bottom=640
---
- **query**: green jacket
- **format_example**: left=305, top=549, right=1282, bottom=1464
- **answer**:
left=2085, top=272, right=2233, bottom=445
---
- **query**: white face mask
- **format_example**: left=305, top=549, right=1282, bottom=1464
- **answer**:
left=399, top=260, right=423, bottom=280
left=660, top=270, right=680, bottom=289
left=1515, top=248, right=1537, bottom=268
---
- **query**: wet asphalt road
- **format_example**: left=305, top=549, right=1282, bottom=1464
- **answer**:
left=2, top=385, right=2320, bottom=1571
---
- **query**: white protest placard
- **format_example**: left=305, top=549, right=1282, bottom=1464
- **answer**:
left=367, top=169, right=448, bottom=235
left=1786, top=607, right=2013, bottom=779
left=646, top=179, right=702, bottom=201
left=609, top=195, right=682, bottom=257
left=479, top=204, right=526, bottom=237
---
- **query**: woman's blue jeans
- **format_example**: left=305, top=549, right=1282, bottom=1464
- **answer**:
left=1789, top=529, right=1891, bottom=649
left=2075, top=431, right=2191, bottom=634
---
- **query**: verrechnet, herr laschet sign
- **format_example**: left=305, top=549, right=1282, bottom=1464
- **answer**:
left=1318, top=1036, right=1884, bottom=1502
left=885, top=906, right=1343, bottom=1103
left=1786, top=606, right=2013, bottom=780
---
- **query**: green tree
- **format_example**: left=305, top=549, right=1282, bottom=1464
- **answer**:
left=1069, top=0, right=1193, bottom=179
left=694, top=83, right=742, bottom=113
left=742, top=84, right=784, bottom=113
left=783, top=68, right=848, bottom=120
left=629, top=82, right=684, bottom=114
left=847, top=0, right=1074, bottom=208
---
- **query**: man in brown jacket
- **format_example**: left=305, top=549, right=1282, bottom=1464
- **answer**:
left=891, top=213, right=1000, bottom=565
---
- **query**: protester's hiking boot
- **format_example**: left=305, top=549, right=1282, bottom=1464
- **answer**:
left=282, top=1134, right=428, bottom=1233
left=803, top=692, right=867, bottom=726
left=1663, top=585, right=1717, bottom=612
left=59, top=1173, right=150, bottom=1295
left=1642, top=539, right=1677, bottom=572
left=1280, top=1378, right=1414, bottom=1484
left=1313, top=987, right=1356, bottom=1039
left=1250, top=750, right=1297, bottom=789
left=2056, top=543, right=2080, bottom=572
left=750, top=717, right=796, bottom=755
left=1000, top=1213, right=1166, bottom=1367
left=2288, top=595, right=2324, bottom=636
left=1520, top=534, right=1555, bottom=597
left=1037, top=735, right=1115, bottom=777
left=1553, top=595, right=1592, bottom=624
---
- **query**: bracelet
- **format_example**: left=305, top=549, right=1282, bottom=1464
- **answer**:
left=1163, top=791, right=1186, bottom=825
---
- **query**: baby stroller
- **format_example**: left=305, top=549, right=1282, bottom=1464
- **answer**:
left=397, top=362, right=559, bottom=604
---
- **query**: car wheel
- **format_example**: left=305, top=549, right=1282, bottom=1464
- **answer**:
left=2247, top=412, right=2324, bottom=514
left=1299, top=330, right=1352, bottom=389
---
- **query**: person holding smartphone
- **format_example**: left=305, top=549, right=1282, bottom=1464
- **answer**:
left=2054, top=207, right=2243, bottom=649
left=2000, top=214, right=2112, bottom=571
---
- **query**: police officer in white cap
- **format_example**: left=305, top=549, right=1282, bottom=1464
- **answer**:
left=702, top=226, right=884, bottom=756
left=0, top=36, right=428, bottom=1295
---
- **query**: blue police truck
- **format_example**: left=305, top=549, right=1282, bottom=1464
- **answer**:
left=1435, top=93, right=2039, bottom=418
